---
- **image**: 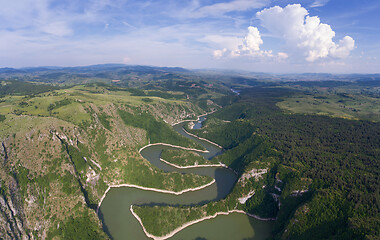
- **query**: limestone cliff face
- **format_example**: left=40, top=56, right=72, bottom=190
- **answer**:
left=0, top=122, right=87, bottom=240
left=0, top=148, right=31, bottom=240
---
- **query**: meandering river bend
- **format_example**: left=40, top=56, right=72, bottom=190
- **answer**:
left=99, top=117, right=274, bottom=239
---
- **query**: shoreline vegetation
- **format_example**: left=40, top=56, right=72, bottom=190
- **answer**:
left=159, top=158, right=226, bottom=169
left=130, top=206, right=276, bottom=240
left=138, top=143, right=209, bottom=153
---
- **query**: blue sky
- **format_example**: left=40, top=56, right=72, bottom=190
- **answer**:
left=1, top=0, right=379, bottom=73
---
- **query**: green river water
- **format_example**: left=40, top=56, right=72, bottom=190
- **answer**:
left=99, top=118, right=274, bottom=239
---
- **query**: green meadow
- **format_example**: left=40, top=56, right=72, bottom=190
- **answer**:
left=277, top=92, right=380, bottom=121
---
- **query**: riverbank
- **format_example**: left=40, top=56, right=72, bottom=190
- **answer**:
left=130, top=207, right=276, bottom=240
left=160, top=158, right=227, bottom=169
left=97, top=179, right=216, bottom=213
left=138, top=143, right=209, bottom=153
left=182, top=127, right=223, bottom=149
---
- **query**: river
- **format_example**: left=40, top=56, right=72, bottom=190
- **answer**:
left=99, top=117, right=274, bottom=239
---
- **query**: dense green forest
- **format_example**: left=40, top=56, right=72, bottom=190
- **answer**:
left=188, top=86, right=379, bottom=239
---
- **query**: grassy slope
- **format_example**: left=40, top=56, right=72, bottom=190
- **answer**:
left=0, top=85, right=211, bottom=239
left=277, top=90, right=380, bottom=122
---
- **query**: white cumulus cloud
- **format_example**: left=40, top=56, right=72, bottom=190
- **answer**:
left=330, top=36, right=355, bottom=58
left=212, top=4, right=355, bottom=63
left=213, top=26, right=282, bottom=59
left=256, top=4, right=355, bottom=62
left=241, top=26, right=263, bottom=52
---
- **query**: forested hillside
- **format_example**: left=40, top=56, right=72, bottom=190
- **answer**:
left=190, top=87, right=379, bottom=239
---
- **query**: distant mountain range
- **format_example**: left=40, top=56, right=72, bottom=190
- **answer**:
left=0, top=64, right=190, bottom=74
left=1, top=64, right=379, bottom=88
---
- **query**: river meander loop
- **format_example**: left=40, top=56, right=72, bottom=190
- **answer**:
left=99, top=116, right=274, bottom=240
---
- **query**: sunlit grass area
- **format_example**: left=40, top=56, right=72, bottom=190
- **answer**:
left=277, top=93, right=380, bottom=121
left=0, top=84, right=191, bottom=127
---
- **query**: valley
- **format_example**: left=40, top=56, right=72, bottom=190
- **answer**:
left=0, top=66, right=379, bottom=240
